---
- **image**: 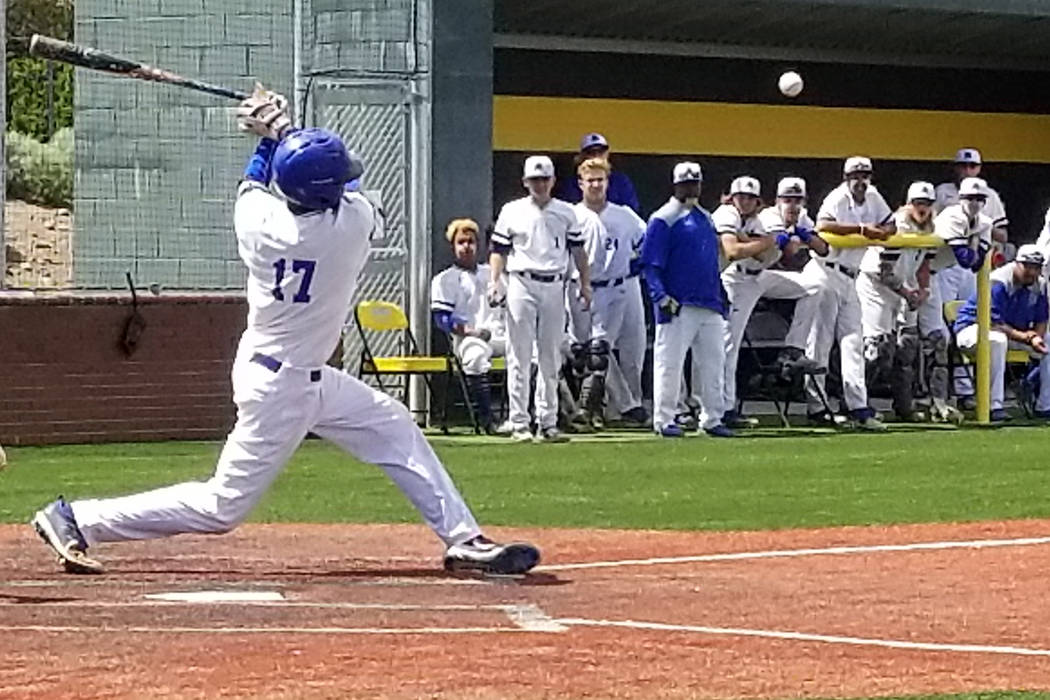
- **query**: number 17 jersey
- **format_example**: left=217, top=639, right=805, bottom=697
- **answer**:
left=233, top=181, right=378, bottom=368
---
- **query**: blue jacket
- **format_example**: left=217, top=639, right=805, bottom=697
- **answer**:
left=556, top=170, right=640, bottom=214
left=955, top=264, right=1049, bottom=333
left=641, top=198, right=727, bottom=322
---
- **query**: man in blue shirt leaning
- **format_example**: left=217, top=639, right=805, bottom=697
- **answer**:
left=954, top=244, right=1050, bottom=421
left=555, top=132, right=640, bottom=214
left=641, top=161, right=732, bottom=438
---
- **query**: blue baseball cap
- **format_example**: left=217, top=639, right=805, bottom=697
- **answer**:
left=579, top=132, right=609, bottom=152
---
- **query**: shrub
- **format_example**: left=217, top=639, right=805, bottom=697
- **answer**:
left=5, top=128, right=73, bottom=208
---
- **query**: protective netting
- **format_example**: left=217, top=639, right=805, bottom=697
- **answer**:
left=4, top=0, right=425, bottom=295
left=69, top=2, right=296, bottom=290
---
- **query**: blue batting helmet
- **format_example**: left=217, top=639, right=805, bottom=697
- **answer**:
left=272, top=128, right=362, bottom=211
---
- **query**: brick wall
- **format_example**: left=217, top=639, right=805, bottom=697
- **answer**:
left=0, top=294, right=246, bottom=445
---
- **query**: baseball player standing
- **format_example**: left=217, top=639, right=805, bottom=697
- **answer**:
left=30, top=91, right=540, bottom=577
left=431, top=218, right=506, bottom=434
left=934, top=148, right=1008, bottom=243
left=603, top=229, right=649, bottom=426
left=490, top=155, right=592, bottom=443
left=809, top=156, right=894, bottom=430
left=642, top=162, right=732, bottom=438
left=717, top=176, right=823, bottom=427
left=856, top=182, right=937, bottom=421
left=565, top=158, right=647, bottom=430
left=556, top=133, right=641, bottom=213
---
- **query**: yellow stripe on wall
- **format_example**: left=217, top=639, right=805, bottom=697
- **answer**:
left=493, top=95, right=1050, bottom=163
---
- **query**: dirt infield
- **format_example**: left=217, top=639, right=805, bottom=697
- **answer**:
left=1, top=519, right=1049, bottom=699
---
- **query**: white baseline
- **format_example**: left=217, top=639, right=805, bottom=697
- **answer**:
left=538, top=535, right=1050, bottom=572
left=558, top=618, right=1050, bottom=657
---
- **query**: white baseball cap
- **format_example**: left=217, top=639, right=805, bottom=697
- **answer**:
left=959, top=177, right=988, bottom=198
left=729, top=176, right=760, bottom=197
left=776, top=177, right=806, bottom=198
left=1016, top=244, right=1045, bottom=267
left=672, top=161, right=702, bottom=184
left=523, top=155, right=554, bottom=179
left=906, top=181, right=936, bottom=203
left=954, top=148, right=982, bottom=165
left=843, top=156, right=873, bottom=176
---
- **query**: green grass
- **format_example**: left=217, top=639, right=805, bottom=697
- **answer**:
left=843, top=695, right=1050, bottom=700
left=2, top=425, right=1049, bottom=530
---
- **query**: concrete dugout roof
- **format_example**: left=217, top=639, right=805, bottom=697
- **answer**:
left=495, top=0, right=1050, bottom=71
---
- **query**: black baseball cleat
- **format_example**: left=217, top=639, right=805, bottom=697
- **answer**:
left=443, top=535, right=540, bottom=575
left=31, top=497, right=104, bottom=575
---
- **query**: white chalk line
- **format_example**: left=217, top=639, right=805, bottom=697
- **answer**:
left=0, top=624, right=531, bottom=635
left=556, top=618, right=1050, bottom=657
left=539, top=534, right=1050, bottom=571
left=0, top=600, right=516, bottom=611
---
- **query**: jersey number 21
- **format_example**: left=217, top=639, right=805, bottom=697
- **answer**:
left=272, top=258, right=316, bottom=303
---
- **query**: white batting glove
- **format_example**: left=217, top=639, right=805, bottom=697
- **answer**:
left=236, top=83, right=292, bottom=141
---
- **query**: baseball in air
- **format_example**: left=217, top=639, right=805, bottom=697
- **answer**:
left=778, top=71, right=804, bottom=98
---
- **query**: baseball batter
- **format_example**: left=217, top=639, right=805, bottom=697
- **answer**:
left=490, top=155, right=592, bottom=443
left=431, top=218, right=506, bottom=434
left=718, top=176, right=824, bottom=427
left=31, top=91, right=539, bottom=577
left=565, top=158, right=646, bottom=430
left=642, top=162, right=732, bottom=438
left=809, top=156, right=894, bottom=430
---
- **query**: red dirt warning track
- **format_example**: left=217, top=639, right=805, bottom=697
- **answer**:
left=1, top=520, right=1049, bottom=699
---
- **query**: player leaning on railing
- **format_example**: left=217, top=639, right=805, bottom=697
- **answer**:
left=30, top=85, right=540, bottom=577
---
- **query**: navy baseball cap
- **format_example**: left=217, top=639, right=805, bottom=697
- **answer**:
left=580, top=132, right=609, bottom=152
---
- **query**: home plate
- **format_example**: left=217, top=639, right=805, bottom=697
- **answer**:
left=144, top=591, right=285, bottom=603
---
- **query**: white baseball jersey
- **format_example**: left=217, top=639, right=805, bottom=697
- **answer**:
left=492, top=196, right=584, bottom=274
left=757, top=205, right=816, bottom=266
left=934, top=181, right=1008, bottom=229
left=816, top=183, right=894, bottom=270
left=430, top=263, right=505, bottom=334
left=713, top=203, right=774, bottom=272
left=572, top=202, right=645, bottom=282
left=928, top=204, right=994, bottom=273
left=1036, top=207, right=1050, bottom=276
left=859, top=208, right=929, bottom=282
left=234, top=181, right=376, bottom=367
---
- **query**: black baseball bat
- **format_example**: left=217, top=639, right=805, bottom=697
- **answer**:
left=29, top=34, right=250, bottom=101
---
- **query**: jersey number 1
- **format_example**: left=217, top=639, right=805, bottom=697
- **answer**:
left=272, top=258, right=316, bottom=303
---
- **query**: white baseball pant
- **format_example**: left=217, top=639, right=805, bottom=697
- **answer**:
left=805, top=261, right=868, bottom=413
left=566, top=279, right=626, bottom=346
left=721, top=266, right=821, bottom=410
left=605, top=276, right=647, bottom=414
left=506, top=273, right=565, bottom=431
left=856, top=272, right=903, bottom=338
left=956, top=325, right=1050, bottom=411
left=455, top=334, right=507, bottom=375
left=654, top=306, right=726, bottom=431
left=71, top=359, right=482, bottom=546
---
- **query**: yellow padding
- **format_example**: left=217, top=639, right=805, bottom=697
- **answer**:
left=364, top=357, right=449, bottom=373
left=356, top=300, right=409, bottom=331
left=491, top=357, right=506, bottom=371
left=819, top=233, right=943, bottom=250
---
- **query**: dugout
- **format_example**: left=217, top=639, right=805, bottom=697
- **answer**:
left=486, top=1, right=1050, bottom=241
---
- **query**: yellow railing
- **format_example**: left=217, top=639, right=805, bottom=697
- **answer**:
left=817, top=231, right=991, bottom=425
